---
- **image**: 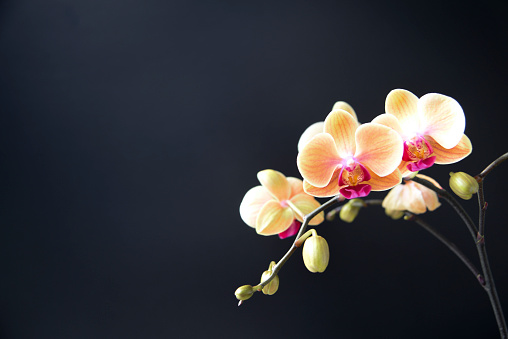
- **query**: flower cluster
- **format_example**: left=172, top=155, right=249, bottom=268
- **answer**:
left=239, top=89, right=472, bottom=238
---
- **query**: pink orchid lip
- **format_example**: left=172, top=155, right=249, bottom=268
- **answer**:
left=402, top=135, right=436, bottom=172
left=338, top=159, right=371, bottom=186
left=337, top=159, right=372, bottom=199
left=407, top=156, right=436, bottom=172
left=402, top=135, right=434, bottom=161
left=278, top=220, right=301, bottom=239
left=340, top=184, right=371, bottom=199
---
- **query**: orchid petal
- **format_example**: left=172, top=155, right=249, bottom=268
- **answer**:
left=256, top=200, right=295, bottom=236
left=257, top=169, right=291, bottom=201
left=365, top=168, right=402, bottom=191
left=371, top=113, right=405, bottom=137
left=385, top=89, right=420, bottom=133
left=303, top=168, right=342, bottom=197
left=323, top=109, right=358, bottom=157
left=382, top=182, right=427, bottom=214
left=398, top=161, right=412, bottom=178
left=354, top=123, right=403, bottom=177
left=418, top=184, right=441, bottom=211
left=381, top=184, right=406, bottom=210
left=297, top=133, right=342, bottom=188
left=239, top=186, right=273, bottom=228
left=427, top=135, right=472, bottom=165
left=297, top=121, right=324, bottom=152
left=287, top=177, right=304, bottom=196
left=419, top=93, right=465, bottom=149
left=416, top=174, right=442, bottom=189
left=332, top=101, right=358, bottom=122
left=290, top=194, right=324, bottom=225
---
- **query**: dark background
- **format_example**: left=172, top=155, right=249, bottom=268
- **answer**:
left=1, top=1, right=507, bottom=338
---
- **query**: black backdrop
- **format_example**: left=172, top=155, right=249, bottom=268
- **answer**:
left=1, top=1, right=508, bottom=338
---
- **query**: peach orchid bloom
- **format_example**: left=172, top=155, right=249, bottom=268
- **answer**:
left=297, top=109, right=403, bottom=199
left=297, top=101, right=358, bottom=153
left=382, top=174, right=441, bottom=214
left=239, top=169, right=324, bottom=238
left=373, top=89, right=472, bottom=176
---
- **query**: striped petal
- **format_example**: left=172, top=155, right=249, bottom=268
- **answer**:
left=427, top=134, right=472, bottom=165
left=332, top=101, right=358, bottom=123
left=323, top=109, right=358, bottom=157
left=365, top=168, right=402, bottom=191
left=298, top=121, right=324, bottom=152
left=354, top=123, right=403, bottom=177
left=372, top=113, right=405, bottom=137
left=418, top=93, right=465, bottom=149
left=417, top=183, right=441, bottom=211
left=303, top=167, right=342, bottom=197
left=397, top=161, right=412, bottom=178
left=239, top=186, right=274, bottom=227
left=256, top=200, right=295, bottom=236
left=287, top=177, right=305, bottom=196
left=297, top=133, right=342, bottom=188
left=290, top=193, right=324, bottom=225
left=382, top=182, right=427, bottom=214
left=385, top=89, right=420, bottom=134
left=416, top=174, right=442, bottom=189
left=257, top=169, right=291, bottom=201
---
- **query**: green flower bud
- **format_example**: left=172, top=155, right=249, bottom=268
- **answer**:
left=326, top=209, right=337, bottom=221
left=339, top=199, right=362, bottom=223
left=449, top=172, right=479, bottom=200
left=235, top=285, right=255, bottom=301
left=302, top=231, right=329, bottom=273
left=260, top=270, right=279, bottom=295
left=385, top=208, right=404, bottom=220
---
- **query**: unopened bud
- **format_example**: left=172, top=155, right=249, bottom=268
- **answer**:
left=385, top=208, right=404, bottom=220
left=260, top=270, right=279, bottom=295
left=326, top=209, right=337, bottom=221
left=302, top=231, right=329, bottom=273
left=235, top=285, right=255, bottom=301
left=449, top=172, right=479, bottom=200
left=339, top=199, right=362, bottom=223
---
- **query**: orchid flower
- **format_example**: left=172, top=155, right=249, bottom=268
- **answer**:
left=297, top=109, right=403, bottom=199
left=297, top=101, right=358, bottom=153
left=239, top=169, right=324, bottom=238
left=382, top=174, right=441, bottom=214
left=373, top=89, right=472, bottom=176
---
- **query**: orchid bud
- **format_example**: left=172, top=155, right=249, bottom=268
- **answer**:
left=339, top=198, right=362, bottom=223
left=260, top=270, right=279, bottom=295
left=302, top=231, right=329, bottom=273
left=235, top=285, right=255, bottom=301
left=385, top=208, right=404, bottom=220
left=449, top=172, right=479, bottom=200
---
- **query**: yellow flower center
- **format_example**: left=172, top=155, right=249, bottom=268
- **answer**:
left=404, top=136, right=433, bottom=161
left=341, top=164, right=365, bottom=186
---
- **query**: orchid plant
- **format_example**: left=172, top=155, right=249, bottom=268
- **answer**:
left=234, top=89, right=508, bottom=338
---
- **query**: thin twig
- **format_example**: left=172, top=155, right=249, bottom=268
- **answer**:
left=408, top=176, right=478, bottom=240
left=476, top=157, right=508, bottom=338
left=326, top=199, right=383, bottom=219
left=477, top=152, right=508, bottom=181
left=256, top=195, right=340, bottom=290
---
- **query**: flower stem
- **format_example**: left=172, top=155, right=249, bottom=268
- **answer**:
left=256, top=195, right=341, bottom=290
left=326, top=199, right=382, bottom=221
left=405, top=212, right=486, bottom=288
left=475, top=156, right=508, bottom=339
left=408, top=176, right=478, bottom=240
left=477, top=152, right=508, bottom=181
